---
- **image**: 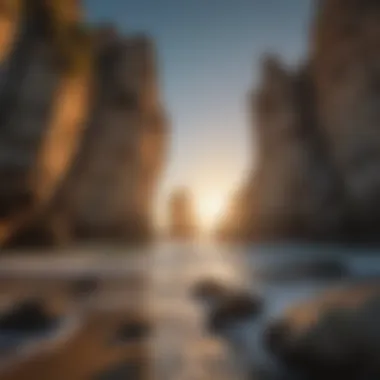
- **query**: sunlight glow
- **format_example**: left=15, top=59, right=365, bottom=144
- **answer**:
left=196, top=196, right=225, bottom=232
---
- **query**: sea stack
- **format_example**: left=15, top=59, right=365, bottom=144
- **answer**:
left=169, top=188, right=198, bottom=239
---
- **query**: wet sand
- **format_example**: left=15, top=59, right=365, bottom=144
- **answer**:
left=0, top=310, right=149, bottom=380
left=0, top=243, right=245, bottom=380
left=0, top=243, right=372, bottom=380
left=0, top=250, right=151, bottom=380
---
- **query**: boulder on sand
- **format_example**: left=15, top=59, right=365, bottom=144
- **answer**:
left=265, top=281, right=380, bottom=379
left=192, top=277, right=263, bottom=333
left=0, top=298, right=56, bottom=333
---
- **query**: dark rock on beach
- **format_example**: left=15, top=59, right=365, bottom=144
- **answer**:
left=0, top=299, right=56, bottom=333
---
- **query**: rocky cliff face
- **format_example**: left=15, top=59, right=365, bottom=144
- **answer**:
left=247, top=57, right=344, bottom=241
left=0, top=1, right=167, bottom=248
left=0, top=0, right=20, bottom=62
left=0, top=0, right=91, bottom=244
left=63, top=31, right=167, bottom=242
left=312, top=0, right=380, bottom=240
left=220, top=0, right=380, bottom=243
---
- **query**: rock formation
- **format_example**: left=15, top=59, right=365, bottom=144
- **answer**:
left=265, top=281, right=380, bottom=379
left=0, top=1, right=167, bottom=248
left=219, top=0, right=380, bottom=244
left=168, top=189, right=198, bottom=239
left=0, top=0, right=92, bottom=245
left=217, top=181, right=253, bottom=241
left=63, top=30, right=167, bottom=243
left=311, top=0, right=380, bottom=240
left=0, top=0, right=20, bottom=62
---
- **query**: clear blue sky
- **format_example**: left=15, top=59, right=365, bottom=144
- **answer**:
left=85, top=0, right=314, bottom=227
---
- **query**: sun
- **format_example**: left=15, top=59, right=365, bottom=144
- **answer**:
left=196, top=196, right=225, bottom=232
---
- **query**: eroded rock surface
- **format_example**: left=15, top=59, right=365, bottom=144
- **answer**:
left=0, top=0, right=91, bottom=245
left=220, top=0, right=380, bottom=244
left=63, top=31, right=167, bottom=242
left=0, top=2, right=167, bottom=248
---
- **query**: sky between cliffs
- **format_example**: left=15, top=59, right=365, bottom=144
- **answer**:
left=85, top=0, right=313, bottom=229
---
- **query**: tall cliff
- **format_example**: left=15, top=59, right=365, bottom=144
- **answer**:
left=311, top=0, right=380, bottom=240
left=64, top=30, right=167, bottom=242
left=219, top=57, right=343, bottom=242
left=220, top=0, right=380, bottom=243
left=0, top=2, right=167, bottom=248
left=0, top=0, right=91, bottom=245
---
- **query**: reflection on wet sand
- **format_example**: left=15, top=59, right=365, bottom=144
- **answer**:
left=0, top=250, right=150, bottom=380
left=0, top=243, right=379, bottom=380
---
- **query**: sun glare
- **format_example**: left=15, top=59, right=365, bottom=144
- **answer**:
left=197, top=196, right=225, bottom=232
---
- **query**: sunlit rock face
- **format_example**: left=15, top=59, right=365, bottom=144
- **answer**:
left=60, top=31, right=167, bottom=242
left=0, top=0, right=91, bottom=244
left=312, top=0, right=380, bottom=239
left=3, top=16, right=167, bottom=247
left=169, top=189, right=198, bottom=239
left=0, top=0, right=21, bottom=62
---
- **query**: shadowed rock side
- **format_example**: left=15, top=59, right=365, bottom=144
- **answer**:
left=168, top=188, right=198, bottom=239
left=312, top=0, right=380, bottom=241
left=219, top=0, right=380, bottom=244
left=0, top=0, right=92, bottom=246
left=219, top=56, right=344, bottom=242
